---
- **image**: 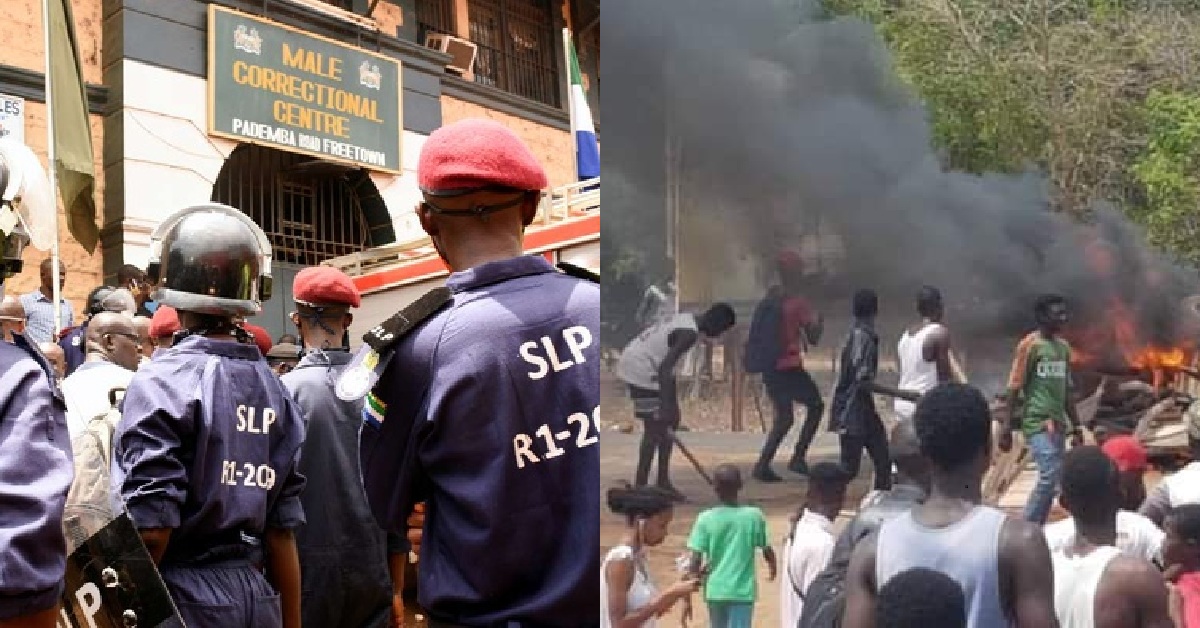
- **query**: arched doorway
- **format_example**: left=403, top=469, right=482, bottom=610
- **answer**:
left=211, top=144, right=395, bottom=342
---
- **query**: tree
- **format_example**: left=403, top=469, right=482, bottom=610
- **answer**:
left=825, top=0, right=1200, bottom=262
left=1131, top=90, right=1200, bottom=265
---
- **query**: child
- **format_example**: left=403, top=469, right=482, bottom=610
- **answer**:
left=685, top=464, right=777, bottom=627
left=1164, top=504, right=1200, bottom=627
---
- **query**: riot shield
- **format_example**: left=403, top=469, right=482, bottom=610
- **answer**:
left=58, top=512, right=184, bottom=628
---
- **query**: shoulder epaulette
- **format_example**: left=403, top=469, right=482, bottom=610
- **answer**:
left=337, top=287, right=453, bottom=402
left=556, top=262, right=599, bottom=284
left=362, top=287, right=454, bottom=353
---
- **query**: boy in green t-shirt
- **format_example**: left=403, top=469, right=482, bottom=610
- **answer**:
left=1000, top=294, right=1084, bottom=524
left=685, top=464, right=777, bottom=628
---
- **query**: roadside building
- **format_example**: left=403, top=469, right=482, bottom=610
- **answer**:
left=0, top=0, right=599, bottom=337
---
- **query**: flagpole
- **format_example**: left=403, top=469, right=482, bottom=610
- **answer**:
left=563, top=27, right=579, bottom=183
left=42, top=0, right=63, bottom=339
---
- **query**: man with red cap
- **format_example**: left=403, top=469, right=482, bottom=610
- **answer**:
left=1044, top=435, right=1163, bottom=563
left=239, top=322, right=273, bottom=356
left=337, top=118, right=600, bottom=626
left=280, top=266, right=406, bottom=628
left=147, top=305, right=180, bottom=353
left=745, top=250, right=825, bottom=482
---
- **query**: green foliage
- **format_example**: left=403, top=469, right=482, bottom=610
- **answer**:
left=823, top=0, right=1200, bottom=263
left=1131, top=91, right=1200, bottom=264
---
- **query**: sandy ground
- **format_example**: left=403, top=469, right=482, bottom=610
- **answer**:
left=598, top=353, right=871, bottom=626
left=599, top=428, right=878, bottom=627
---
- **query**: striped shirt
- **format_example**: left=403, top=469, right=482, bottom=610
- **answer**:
left=19, top=289, right=73, bottom=345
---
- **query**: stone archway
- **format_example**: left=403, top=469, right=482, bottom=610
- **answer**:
left=211, top=143, right=396, bottom=341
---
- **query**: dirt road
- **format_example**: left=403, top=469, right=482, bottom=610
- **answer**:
left=600, top=430, right=880, bottom=626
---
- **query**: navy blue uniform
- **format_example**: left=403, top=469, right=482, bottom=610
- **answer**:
left=360, top=255, right=600, bottom=626
left=0, top=334, right=73, bottom=620
left=282, top=350, right=397, bottom=628
left=112, top=335, right=306, bottom=627
left=59, top=323, right=87, bottom=377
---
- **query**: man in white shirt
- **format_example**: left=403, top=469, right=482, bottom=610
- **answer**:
left=1046, top=435, right=1163, bottom=564
left=1050, top=446, right=1172, bottom=628
left=894, top=286, right=953, bottom=422
left=781, top=461, right=851, bottom=627
left=1141, top=415, right=1200, bottom=527
left=60, top=312, right=142, bottom=438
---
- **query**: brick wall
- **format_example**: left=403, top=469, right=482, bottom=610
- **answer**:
left=1, top=0, right=103, bottom=84
left=1, top=0, right=105, bottom=318
left=440, top=95, right=575, bottom=188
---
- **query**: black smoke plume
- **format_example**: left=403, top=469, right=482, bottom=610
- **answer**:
left=603, top=0, right=1200, bottom=374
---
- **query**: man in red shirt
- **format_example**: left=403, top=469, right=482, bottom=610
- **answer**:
left=753, top=251, right=825, bottom=482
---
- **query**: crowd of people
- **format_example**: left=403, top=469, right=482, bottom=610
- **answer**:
left=607, top=249, right=1200, bottom=627
left=603, top=381, right=1200, bottom=628
left=0, top=118, right=600, bottom=628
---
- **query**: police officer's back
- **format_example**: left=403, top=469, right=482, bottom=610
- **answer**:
left=281, top=266, right=403, bottom=628
left=0, top=147, right=74, bottom=628
left=112, top=204, right=307, bottom=628
left=345, top=119, right=600, bottom=626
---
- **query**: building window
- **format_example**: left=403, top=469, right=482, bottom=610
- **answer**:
left=416, top=0, right=456, bottom=42
left=210, top=145, right=388, bottom=266
left=467, top=0, right=560, bottom=108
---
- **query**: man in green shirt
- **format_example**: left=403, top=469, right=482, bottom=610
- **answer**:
left=1001, top=294, right=1084, bottom=524
left=686, top=464, right=777, bottom=627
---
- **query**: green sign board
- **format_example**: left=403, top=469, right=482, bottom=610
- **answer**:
left=208, top=5, right=403, bottom=173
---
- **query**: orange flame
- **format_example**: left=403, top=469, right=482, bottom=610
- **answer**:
left=1066, top=232, right=1195, bottom=373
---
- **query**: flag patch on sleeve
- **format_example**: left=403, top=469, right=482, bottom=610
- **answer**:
left=363, top=391, right=387, bottom=428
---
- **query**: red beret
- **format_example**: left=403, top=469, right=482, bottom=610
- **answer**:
left=777, top=250, right=803, bottom=271
left=418, top=118, right=548, bottom=194
left=241, top=323, right=273, bottom=356
left=293, top=266, right=361, bottom=308
left=1102, top=435, right=1148, bottom=473
left=149, top=306, right=181, bottom=339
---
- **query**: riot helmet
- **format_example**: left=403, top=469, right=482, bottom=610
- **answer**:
left=0, top=141, right=44, bottom=282
left=146, top=204, right=273, bottom=317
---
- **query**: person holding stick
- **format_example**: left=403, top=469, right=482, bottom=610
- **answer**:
left=618, top=303, right=736, bottom=501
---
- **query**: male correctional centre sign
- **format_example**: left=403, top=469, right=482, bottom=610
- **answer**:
left=208, top=5, right=403, bottom=173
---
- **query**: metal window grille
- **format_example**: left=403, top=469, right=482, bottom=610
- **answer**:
left=467, top=0, right=560, bottom=107
left=416, top=0, right=457, bottom=41
left=315, top=0, right=357, bottom=11
left=211, top=145, right=374, bottom=266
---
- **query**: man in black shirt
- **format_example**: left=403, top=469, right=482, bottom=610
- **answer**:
left=830, top=289, right=919, bottom=491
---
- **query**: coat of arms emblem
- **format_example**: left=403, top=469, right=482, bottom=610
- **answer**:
left=359, top=61, right=382, bottom=90
left=233, top=25, right=263, bottom=55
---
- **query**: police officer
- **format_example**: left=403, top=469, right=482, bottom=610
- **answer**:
left=281, top=266, right=406, bottom=628
left=0, top=146, right=74, bottom=628
left=111, top=203, right=307, bottom=628
left=340, top=118, right=600, bottom=626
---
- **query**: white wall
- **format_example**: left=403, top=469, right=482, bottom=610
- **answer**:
left=349, top=276, right=445, bottom=347
left=115, top=60, right=429, bottom=266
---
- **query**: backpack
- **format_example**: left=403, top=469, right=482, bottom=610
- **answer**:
left=744, top=291, right=784, bottom=374
left=798, top=568, right=847, bottom=628
left=62, top=387, right=126, bottom=551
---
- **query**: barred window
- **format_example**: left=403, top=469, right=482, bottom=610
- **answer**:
left=211, top=145, right=381, bottom=266
left=416, top=0, right=457, bottom=42
left=467, top=0, right=560, bottom=108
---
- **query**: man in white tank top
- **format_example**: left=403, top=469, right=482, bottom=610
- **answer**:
left=843, top=383, right=1057, bottom=628
left=894, top=286, right=954, bottom=422
left=1051, top=446, right=1172, bottom=628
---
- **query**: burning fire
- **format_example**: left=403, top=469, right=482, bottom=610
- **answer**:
left=1068, top=296, right=1194, bottom=371
left=1066, top=237, right=1196, bottom=374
